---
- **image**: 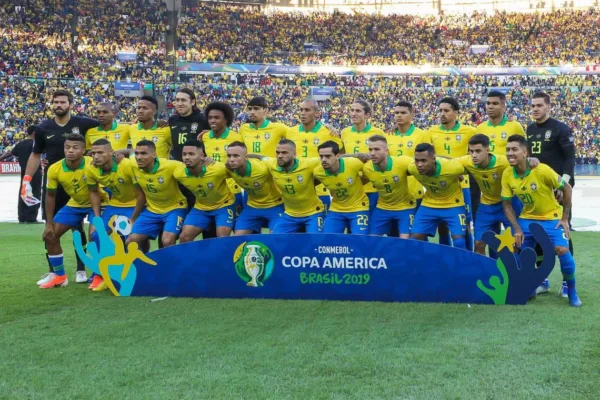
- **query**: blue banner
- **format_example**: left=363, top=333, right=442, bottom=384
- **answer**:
left=310, top=87, right=335, bottom=96
left=114, top=82, right=141, bottom=91
left=75, top=218, right=555, bottom=305
left=117, top=51, right=137, bottom=62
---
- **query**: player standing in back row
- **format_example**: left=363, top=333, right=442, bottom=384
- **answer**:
left=526, top=92, right=576, bottom=298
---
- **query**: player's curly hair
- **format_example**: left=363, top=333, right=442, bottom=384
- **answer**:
left=205, top=101, right=235, bottom=127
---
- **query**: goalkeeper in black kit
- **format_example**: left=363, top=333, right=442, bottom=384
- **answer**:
left=526, top=92, right=576, bottom=299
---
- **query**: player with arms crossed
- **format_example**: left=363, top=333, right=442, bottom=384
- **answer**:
left=287, top=100, right=343, bottom=209
left=226, top=142, right=284, bottom=235
left=501, top=135, right=581, bottom=307
left=174, top=140, right=237, bottom=241
left=239, top=97, right=288, bottom=158
left=250, top=139, right=325, bottom=233
left=346, top=135, right=416, bottom=238
left=409, top=143, right=468, bottom=249
left=41, top=134, right=105, bottom=289
left=127, top=141, right=187, bottom=249
left=314, top=141, right=370, bottom=234
left=429, top=98, right=476, bottom=250
left=85, top=103, right=131, bottom=151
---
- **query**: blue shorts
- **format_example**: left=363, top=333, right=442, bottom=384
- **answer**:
left=235, top=204, right=283, bottom=233
left=273, top=212, right=325, bottom=233
left=367, top=192, right=378, bottom=215
left=462, top=188, right=473, bottom=223
left=319, top=195, right=331, bottom=213
left=184, top=205, right=236, bottom=230
left=474, top=202, right=511, bottom=241
left=131, top=208, right=187, bottom=239
left=412, top=205, right=468, bottom=237
left=370, top=208, right=415, bottom=235
left=323, top=210, right=369, bottom=234
left=54, top=206, right=94, bottom=228
left=101, top=205, right=135, bottom=227
left=520, top=218, right=569, bottom=249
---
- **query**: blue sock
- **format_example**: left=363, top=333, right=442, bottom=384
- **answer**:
left=48, top=254, right=65, bottom=276
left=558, top=253, right=576, bottom=283
left=439, top=233, right=451, bottom=246
left=465, top=231, right=474, bottom=252
left=452, top=237, right=466, bottom=249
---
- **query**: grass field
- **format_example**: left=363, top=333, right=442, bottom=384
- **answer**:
left=1, top=223, right=599, bottom=400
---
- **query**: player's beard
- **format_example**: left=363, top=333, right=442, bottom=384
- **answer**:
left=54, top=108, right=69, bottom=117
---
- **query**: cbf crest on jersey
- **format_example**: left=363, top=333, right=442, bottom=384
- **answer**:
left=347, top=177, right=354, bottom=184
left=393, top=176, right=400, bottom=182
left=492, top=173, right=499, bottom=180
left=501, top=132, right=508, bottom=139
left=118, top=178, right=125, bottom=184
left=313, top=138, right=320, bottom=145
left=72, top=127, right=80, bottom=135
left=455, top=135, right=462, bottom=141
left=264, top=133, right=271, bottom=139
left=440, top=181, right=447, bottom=187
left=530, top=183, right=537, bottom=191
left=207, top=182, right=214, bottom=189
left=191, top=123, right=198, bottom=133
left=407, top=141, right=414, bottom=148
left=115, top=133, right=121, bottom=140
left=152, top=136, right=158, bottom=143
left=297, top=175, right=304, bottom=182
left=544, top=130, right=552, bottom=140
left=158, top=177, right=165, bottom=184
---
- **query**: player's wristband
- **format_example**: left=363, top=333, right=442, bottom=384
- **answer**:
left=562, top=174, right=571, bottom=183
left=23, top=175, right=32, bottom=183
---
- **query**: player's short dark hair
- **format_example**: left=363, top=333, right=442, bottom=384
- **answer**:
left=64, top=133, right=86, bottom=145
left=26, top=126, right=37, bottom=136
left=353, top=100, right=372, bottom=115
left=52, top=89, right=73, bottom=104
left=227, top=141, right=247, bottom=150
left=278, top=138, right=296, bottom=149
left=368, top=135, right=388, bottom=144
left=395, top=101, right=413, bottom=112
left=92, top=138, right=112, bottom=147
left=205, top=101, right=235, bottom=127
left=439, top=97, right=460, bottom=111
left=468, top=134, right=490, bottom=148
left=507, top=134, right=528, bottom=148
left=248, top=96, right=268, bottom=108
left=139, top=95, right=158, bottom=109
left=532, top=91, right=551, bottom=105
left=415, top=143, right=435, bottom=155
left=183, top=139, right=205, bottom=154
left=487, top=91, right=506, bottom=103
left=318, top=140, right=340, bottom=155
left=136, top=139, right=156, bottom=150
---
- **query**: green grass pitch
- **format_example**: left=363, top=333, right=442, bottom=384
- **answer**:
left=1, top=223, right=599, bottom=399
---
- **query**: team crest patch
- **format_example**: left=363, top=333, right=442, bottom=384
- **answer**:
left=158, top=177, right=165, bottom=184
left=72, top=127, right=80, bottom=135
left=531, top=183, right=537, bottom=191
left=407, top=141, right=413, bottom=148
left=501, top=132, right=507, bottom=139
left=544, top=130, right=552, bottom=140
left=191, top=123, right=198, bottom=132
left=82, top=175, right=87, bottom=182
left=118, top=178, right=125, bottom=184
left=347, top=177, right=354, bottom=184
left=440, top=181, right=447, bottom=187
left=264, top=133, right=271, bottom=140
left=152, top=136, right=158, bottom=143
left=393, top=176, right=400, bottom=182
left=313, top=138, right=319, bottom=145
left=253, top=182, right=260, bottom=187
left=455, top=135, right=462, bottom=141
left=297, top=175, right=304, bottom=182
left=115, top=134, right=121, bottom=140
left=492, top=173, right=499, bottom=180
left=207, top=183, right=214, bottom=189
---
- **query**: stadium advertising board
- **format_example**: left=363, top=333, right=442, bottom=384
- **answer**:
left=75, top=217, right=555, bottom=305
left=178, top=62, right=600, bottom=76
left=310, top=86, right=335, bottom=100
left=114, top=81, right=143, bottom=97
left=0, top=162, right=20, bottom=175
left=117, top=51, right=137, bottom=62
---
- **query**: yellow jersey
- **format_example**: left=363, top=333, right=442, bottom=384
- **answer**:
left=85, top=157, right=137, bottom=207
left=47, top=156, right=105, bottom=208
left=202, top=128, right=244, bottom=194
left=475, top=116, right=525, bottom=155
left=129, top=123, right=173, bottom=159
left=173, top=162, right=234, bottom=211
left=362, top=156, right=415, bottom=211
left=85, top=121, right=131, bottom=150
left=287, top=121, right=343, bottom=198
left=132, top=158, right=187, bottom=213
left=313, top=157, right=369, bottom=213
left=239, top=119, right=287, bottom=157
left=408, top=158, right=465, bottom=209
left=387, top=125, right=431, bottom=200
left=501, top=163, right=565, bottom=221
left=457, top=154, right=510, bottom=206
left=341, top=123, right=386, bottom=194
left=228, top=159, right=283, bottom=209
left=262, top=158, right=324, bottom=218
left=429, top=122, right=476, bottom=188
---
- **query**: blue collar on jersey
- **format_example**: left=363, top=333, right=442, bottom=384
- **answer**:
left=98, top=121, right=118, bottom=132
left=299, top=121, right=322, bottom=133
left=62, top=158, right=86, bottom=172
left=487, top=116, right=508, bottom=127
left=209, top=128, right=230, bottom=139
left=373, top=156, right=393, bottom=172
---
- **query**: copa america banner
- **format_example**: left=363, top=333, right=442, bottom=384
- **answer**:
left=74, top=217, right=555, bottom=305
left=178, top=62, right=600, bottom=76
left=114, top=81, right=142, bottom=97
left=0, top=162, right=20, bottom=175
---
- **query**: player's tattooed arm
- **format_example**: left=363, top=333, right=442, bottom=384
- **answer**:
left=114, top=149, right=133, bottom=162
left=502, top=199, right=524, bottom=247
left=130, top=186, right=147, bottom=224
left=340, top=153, right=370, bottom=163
left=527, top=157, right=540, bottom=168
left=556, top=182, right=572, bottom=238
